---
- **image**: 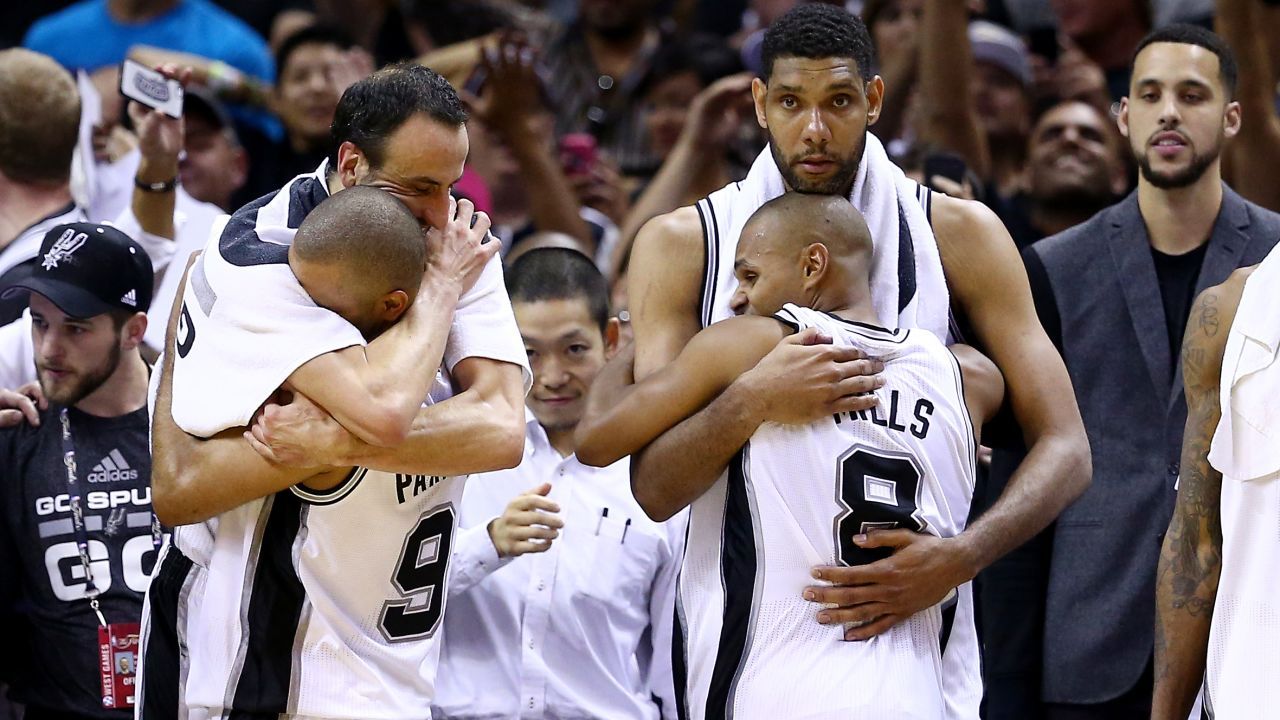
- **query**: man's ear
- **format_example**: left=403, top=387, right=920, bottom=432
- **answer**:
left=335, top=141, right=366, bottom=189
left=120, top=312, right=148, bottom=350
left=603, top=317, right=621, bottom=359
left=1223, top=100, right=1242, bottom=140
left=802, top=242, right=830, bottom=286
left=379, top=289, right=411, bottom=324
left=751, top=77, right=769, bottom=130
left=865, top=75, right=885, bottom=127
left=1116, top=97, right=1131, bottom=139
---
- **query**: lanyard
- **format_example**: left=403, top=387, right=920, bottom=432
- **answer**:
left=58, top=408, right=162, bottom=627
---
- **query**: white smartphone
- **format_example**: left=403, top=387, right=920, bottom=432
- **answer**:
left=119, top=58, right=184, bottom=119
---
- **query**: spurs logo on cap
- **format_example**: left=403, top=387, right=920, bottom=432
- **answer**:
left=41, top=227, right=87, bottom=270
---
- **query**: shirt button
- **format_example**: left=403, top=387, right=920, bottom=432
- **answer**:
left=538, top=581, right=545, bottom=591
left=529, top=639, right=535, bottom=649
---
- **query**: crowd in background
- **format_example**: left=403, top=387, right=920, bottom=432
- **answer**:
left=3, top=0, right=1280, bottom=718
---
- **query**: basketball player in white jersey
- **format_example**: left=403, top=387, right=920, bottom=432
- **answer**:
left=1152, top=249, right=1280, bottom=718
left=138, top=189, right=512, bottom=720
left=577, top=193, right=1003, bottom=718
left=618, top=2, right=1087, bottom=662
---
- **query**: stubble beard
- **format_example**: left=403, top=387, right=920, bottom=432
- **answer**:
left=769, top=131, right=866, bottom=197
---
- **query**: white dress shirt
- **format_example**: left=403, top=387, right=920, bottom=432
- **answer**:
left=434, top=415, right=685, bottom=720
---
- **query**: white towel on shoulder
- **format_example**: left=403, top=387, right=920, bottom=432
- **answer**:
left=1208, top=246, right=1280, bottom=481
left=728, top=133, right=949, bottom=339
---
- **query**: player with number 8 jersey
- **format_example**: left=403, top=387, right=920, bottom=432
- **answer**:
left=576, top=194, right=1003, bottom=719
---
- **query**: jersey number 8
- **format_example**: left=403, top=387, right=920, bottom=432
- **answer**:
left=834, top=445, right=927, bottom=566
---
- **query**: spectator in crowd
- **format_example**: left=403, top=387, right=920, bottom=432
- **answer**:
left=1216, top=0, right=1280, bottom=213
left=542, top=0, right=668, bottom=175
left=1013, top=25, right=1279, bottom=719
left=246, top=26, right=369, bottom=197
left=434, top=247, right=681, bottom=720
left=0, top=50, right=90, bottom=325
left=1000, top=99, right=1129, bottom=249
left=968, top=21, right=1034, bottom=198
left=1050, top=0, right=1151, bottom=100
left=23, top=0, right=276, bottom=136
left=461, top=35, right=597, bottom=258
left=181, top=89, right=249, bottom=211
left=0, top=223, right=157, bottom=720
left=863, top=0, right=922, bottom=148
left=613, top=37, right=753, bottom=278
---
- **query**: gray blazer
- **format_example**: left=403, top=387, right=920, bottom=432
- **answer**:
left=1029, top=186, right=1280, bottom=703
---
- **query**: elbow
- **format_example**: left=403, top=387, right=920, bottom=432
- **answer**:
left=629, top=466, right=677, bottom=523
left=353, top=406, right=416, bottom=448
left=573, top=422, right=617, bottom=468
left=1059, top=427, right=1093, bottom=502
left=151, top=466, right=201, bottom=527
left=489, top=421, right=525, bottom=471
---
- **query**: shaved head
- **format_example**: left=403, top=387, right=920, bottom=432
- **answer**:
left=290, top=186, right=425, bottom=337
left=742, top=193, right=873, bottom=261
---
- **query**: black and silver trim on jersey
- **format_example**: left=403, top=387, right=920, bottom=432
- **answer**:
left=225, top=493, right=309, bottom=718
left=695, top=198, right=721, bottom=329
left=290, top=467, right=368, bottom=506
left=773, top=304, right=912, bottom=345
left=137, top=542, right=197, bottom=720
left=705, top=445, right=763, bottom=720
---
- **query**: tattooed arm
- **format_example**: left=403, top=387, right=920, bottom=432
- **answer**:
left=1151, top=269, right=1250, bottom=720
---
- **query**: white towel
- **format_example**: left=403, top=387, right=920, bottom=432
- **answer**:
left=1208, top=246, right=1280, bottom=481
left=727, top=133, right=950, bottom=339
left=169, top=167, right=532, bottom=438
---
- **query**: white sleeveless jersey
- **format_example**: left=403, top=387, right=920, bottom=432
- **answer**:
left=1202, top=251, right=1280, bottom=718
left=140, top=380, right=465, bottom=720
left=675, top=305, right=980, bottom=720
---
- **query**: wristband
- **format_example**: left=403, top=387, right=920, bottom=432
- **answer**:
left=135, top=176, right=178, bottom=193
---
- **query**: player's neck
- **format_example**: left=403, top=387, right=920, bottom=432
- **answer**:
left=74, top=351, right=150, bottom=418
left=1138, top=167, right=1223, bottom=255
left=0, top=181, right=72, bottom=250
left=815, top=287, right=882, bottom=328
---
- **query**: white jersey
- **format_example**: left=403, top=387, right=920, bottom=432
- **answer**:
left=1202, top=249, right=1280, bottom=718
left=676, top=305, right=979, bottom=720
left=140, top=426, right=464, bottom=719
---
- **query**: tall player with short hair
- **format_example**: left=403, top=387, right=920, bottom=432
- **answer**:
left=614, top=8, right=1087, bottom=716
left=578, top=193, right=1003, bottom=718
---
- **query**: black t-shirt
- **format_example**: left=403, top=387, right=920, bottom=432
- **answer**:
left=1152, top=242, right=1210, bottom=367
left=0, top=405, right=155, bottom=718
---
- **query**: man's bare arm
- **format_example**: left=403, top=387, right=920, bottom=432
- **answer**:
left=287, top=198, right=494, bottom=447
left=1151, top=274, right=1243, bottom=720
left=606, top=208, right=882, bottom=521
left=576, top=317, right=785, bottom=469
left=248, top=356, right=527, bottom=477
left=151, top=260, right=327, bottom=526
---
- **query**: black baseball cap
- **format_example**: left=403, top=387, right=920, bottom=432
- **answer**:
left=1, top=223, right=154, bottom=318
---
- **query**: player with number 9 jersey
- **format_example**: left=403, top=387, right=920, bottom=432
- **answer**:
left=144, top=384, right=465, bottom=720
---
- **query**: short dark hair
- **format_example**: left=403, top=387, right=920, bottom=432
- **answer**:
left=328, top=63, right=468, bottom=169
left=276, top=25, right=355, bottom=77
left=1131, top=24, right=1238, bottom=98
left=506, top=248, right=610, bottom=332
left=761, top=3, right=877, bottom=82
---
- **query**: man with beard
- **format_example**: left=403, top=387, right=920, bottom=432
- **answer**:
left=607, top=5, right=1090, bottom=719
left=0, top=223, right=158, bottom=720
left=1021, top=24, right=1280, bottom=719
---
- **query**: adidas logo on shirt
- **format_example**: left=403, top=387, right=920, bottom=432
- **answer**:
left=87, top=449, right=139, bottom=483
left=121, top=289, right=137, bottom=307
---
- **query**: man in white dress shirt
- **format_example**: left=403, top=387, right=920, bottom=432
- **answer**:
left=434, top=248, right=684, bottom=720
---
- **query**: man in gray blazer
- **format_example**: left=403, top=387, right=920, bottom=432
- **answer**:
left=983, top=24, right=1280, bottom=720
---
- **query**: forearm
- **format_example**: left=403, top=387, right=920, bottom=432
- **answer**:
left=131, top=153, right=177, bottom=241
left=337, top=362, right=525, bottom=476
left=957, top=428, right=1090, bottom=576
left=631, top=379, right=764, bottom=521
left=1152, top=514, right=1220, bottom=719
left=447, top=522, right=513, bottom=596
left=506, top=127, right=592, bottom=248
left=917, top=0, right=991, bottom=179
